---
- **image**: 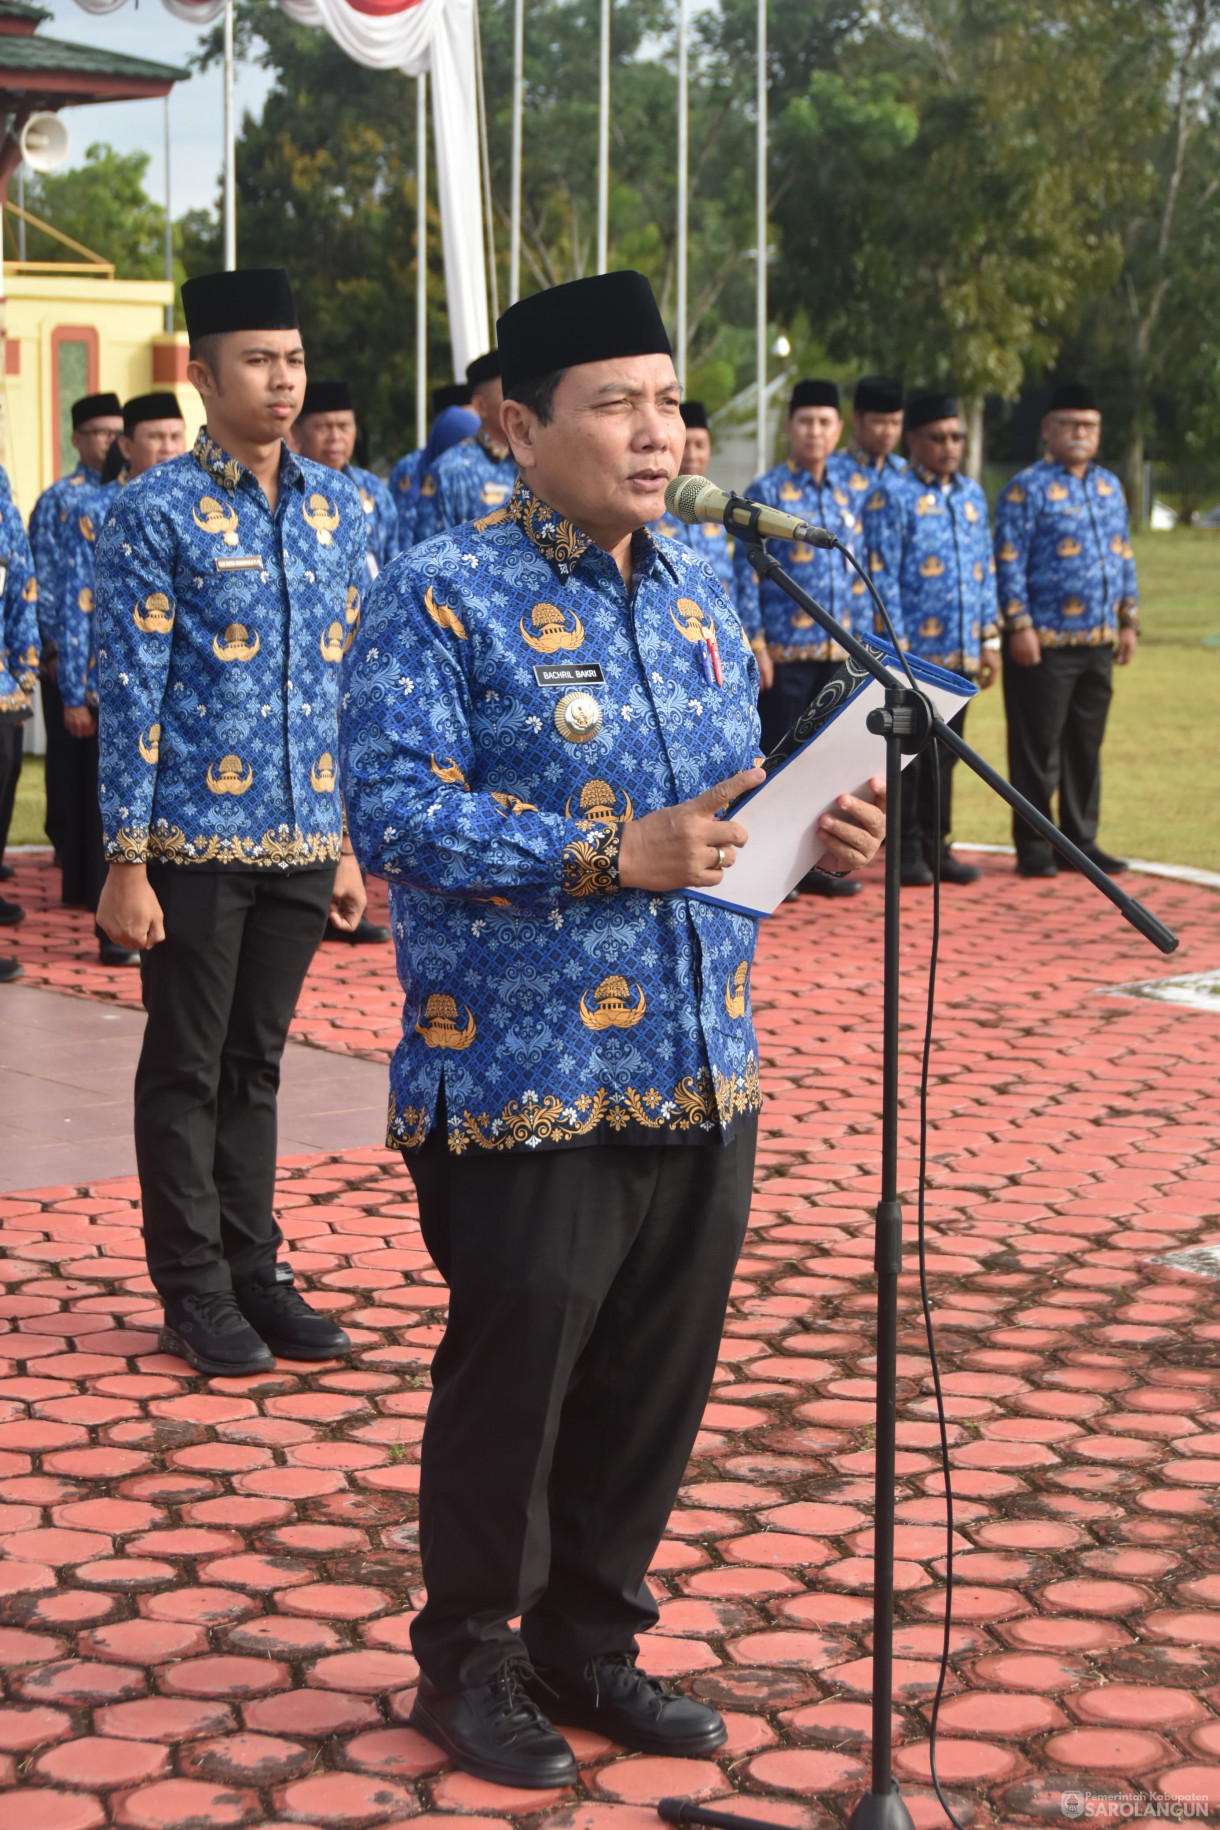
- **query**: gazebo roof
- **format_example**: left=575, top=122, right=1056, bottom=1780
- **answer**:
left=0, top=0, right=186, bottom=105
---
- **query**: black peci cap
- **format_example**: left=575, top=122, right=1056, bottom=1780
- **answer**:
left=854, top=375, right=903, bottom=415
left=300, top=380, right=354, bottom=418
left=181, top=268, right=298, bottom=342
left=122, top=392, right=184, bottom=435
left=788, top=379, right=840, bottom=414
left=432, top=383, right=472, bottom=415
left=498, top=271, right=671, bottom=394
left=72, top=393, right=122, bottom=430
left=905, top=391, right=958, bottom=432
left=465, top=350, right=501, bottom=389
left=1048, top=382, right=1099, bottom=413
left=679, top=400, right=709, bottom=430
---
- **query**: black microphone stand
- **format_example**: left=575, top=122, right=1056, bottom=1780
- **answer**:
left=658, top=504, right=1178, bottom=1830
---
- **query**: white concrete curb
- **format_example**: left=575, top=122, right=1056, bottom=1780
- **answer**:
left=956, top=841, right=1220, bottom=893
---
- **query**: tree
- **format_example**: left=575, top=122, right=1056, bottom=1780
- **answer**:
left=21, top=142, right=178, bottom=284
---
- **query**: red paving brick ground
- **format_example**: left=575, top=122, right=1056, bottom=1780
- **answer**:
left=2, top=850, right=1220, bottom=1827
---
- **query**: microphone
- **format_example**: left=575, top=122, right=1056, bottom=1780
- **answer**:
left=665, top=474, right=839, bottom=549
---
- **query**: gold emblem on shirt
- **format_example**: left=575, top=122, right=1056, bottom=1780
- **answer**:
left=919, top=556, right=946, bottom=578
left=78, top=515, right=97, bottom=544
left=319, top=622, right=345, bottom=664
left=1097, top=480, right=1113, bottom=496
left=304, top=494, right=341, bottom=545
left=1005, top=484, right=1026, bottom=503
left=580, top=974, right=646, bottom=1031
left=138, top=723, right=161, bottom=765
left=554, top=691, right=603, bottom=742
left=359, top=488, right=375, bottom=514
left=22, top=577, right=36, bottom=604
left=1061, top=597, right=1086, bottom=618
left=78, top=588, right=94, bottom=614
left=780, top=482, right=802, bottom=503
left=416, top=993, right=476, bottom=1050
left=964, top=502, right=979, bottom=522
left=1057, top=537, right=1082, bottom=557
left=519, top=601, right=584, bottom=653
left=671, top=597, right=714, bottom=644
left=206, top=753, right=254, bottom=795
left=133, top=592, right=175, bottom=634
left=310, top=752, right=337, bottom=792
left=566, top=779, right=633, bottom=824
left=725, top=962, right=748, bottom=1020
left=919, top=616, right=945, bottom=639
left=1048, top=483, right=1069, bottom=502
left=193, top=495, right=240, bottom=545
left=998, top=541, right=1018, bottom=562
left=490, top=790, right=539, bottom=816
left=425, top=585, right=467, bottom=640
left=346, top=585, right=361, bottom=625
left=430, top=755, right=469, bottom=787
left=213, top=623, right=260, bottom=663
left=915, top=494, right=940, bottom=516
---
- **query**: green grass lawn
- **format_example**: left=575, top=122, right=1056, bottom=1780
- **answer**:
left=954, top=528, right=1220, bottom=870
left=6, top=530, right=1218, bottom=869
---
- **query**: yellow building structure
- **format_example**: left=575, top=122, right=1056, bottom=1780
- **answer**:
left=0, top=269, right=199, bottom=515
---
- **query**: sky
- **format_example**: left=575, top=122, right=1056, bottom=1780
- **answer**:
left=36, top=0, right=276, bottom=217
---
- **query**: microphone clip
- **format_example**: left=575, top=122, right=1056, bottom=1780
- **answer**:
left=725, top=492, right=770, bottom=545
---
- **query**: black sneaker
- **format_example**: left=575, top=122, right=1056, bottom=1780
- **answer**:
left=324, top=915, right=391, bottom=944
left=900, top=856, right=934, bottom=886
left=1065, top=845, right=1128, bottom=876
left=161, top=1290, right=274, bottom=1376
left=0, top=862, right=13, bottom=881
left=0, top=957, right=23, bottom=984
left=937, top=852, right=982, bottom=885
left=0, top=896, right=24, bottom=927
left=799, top=872, right=862, bottom=897
left=233, top=1267, right=351, bottom=1360
left=1017, top=857, right=1059, bottom=878
left=411, top=1665, right=578, bottom=1789
left=532, top=1652, right=727, bottom=1756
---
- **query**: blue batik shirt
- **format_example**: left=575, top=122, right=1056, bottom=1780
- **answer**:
left=29, top=461, right=103, bottom=651
left=732, top=459, right=862, bottom=660
left=346, top=463, right=400, bottom=576
left=827, top=442, right=907, bottom=515
left=389, top=448, right=423, bottom=550
left=650, top=510, right=745, bottom=623
left=412, top=433, right=518, bottom=543
left=0, top=497, right=39, bottom=718
left=994, top=459, right=1139, bottom=646
left=95, top=430, right=366, bottom=870
left=340, top=478, right=763, bottom=1157
left=864, top=465, right=998, bottom=674
left=55, top=473, right=124, bottom=709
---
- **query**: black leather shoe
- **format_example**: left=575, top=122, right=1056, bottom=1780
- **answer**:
left=1065, top=845, right=1128, bottom=876
left=161, top=1291, right=274, bottom=1376
left=99, top=941, right=140, bottom=967
left=411, top=1666, right=578, bottom=1789
left=799, top=872, right=862, bottom=898
left=937, top=852, right=981, bottom=885
left=233, top=1267, right=351, bottom=1360
left=900, top=857, right=934, bottom=886
left=0, top=896, right=24, bottom=927
left=0, top=957, right=23, bottom=984
left=324, top=915, right=391, bottom=944
left=532, top=1652, right=727, bottom=1756
left=1017, top=857, right=1059, bottom=878
left=0, top=862, right=13, bottom=880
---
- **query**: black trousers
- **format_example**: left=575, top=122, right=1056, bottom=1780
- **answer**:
left=40, top=676, right=72, bottom=863
left=0, top=720, right=23, bottom=863
left=901, top=703, right=968, bottom=865
left=404, top=1117, right=758, bottom=1690
left=757, top=659, right=836, bottom=757
left=1003, top=642, right=1113, bottom=867
left=135, top=865, right=334, bottom=1302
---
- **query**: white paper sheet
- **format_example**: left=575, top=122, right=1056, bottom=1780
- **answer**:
left=688, top=647, right=976, bottom=920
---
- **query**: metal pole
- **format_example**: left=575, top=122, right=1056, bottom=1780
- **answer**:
left=163, top=95, right=173, bottom=332
left=755, top=0, right=766, bottom=475
left=509, top=0, right=524, bottom=304
left=676, top=0, right=688, bottom=384
left=222, top=0, right=236, bottom=270
left=596, top=0, right=610, bottom=273
left=473, top=0, right=499, bottom=328
left=416, top=72, right=428, bottom=451
left=16, top=167, right=24, bottom=263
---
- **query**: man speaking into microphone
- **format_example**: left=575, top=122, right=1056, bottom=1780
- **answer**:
left=340, top=270, right=885, bottom=1790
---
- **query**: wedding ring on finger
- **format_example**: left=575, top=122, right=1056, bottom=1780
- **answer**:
left=716, top=846, right=727, bottom=869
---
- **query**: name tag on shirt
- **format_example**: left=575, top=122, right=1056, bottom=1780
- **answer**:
left=214, top=556, right=264, bottom=573
left=533, top=662, right=606, bottom=688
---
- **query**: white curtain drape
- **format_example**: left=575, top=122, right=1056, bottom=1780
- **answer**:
left=71, top=0, right=490, bottom=375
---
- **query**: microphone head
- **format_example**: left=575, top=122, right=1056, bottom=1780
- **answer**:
left=664, top=473, right=722, bottom=525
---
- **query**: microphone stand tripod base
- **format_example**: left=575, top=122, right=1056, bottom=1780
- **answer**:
left=847, top=1783, right=916, bottom=1830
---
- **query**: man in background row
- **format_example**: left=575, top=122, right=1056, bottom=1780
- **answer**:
left=56, top=392, right=188, bottom=965
left=865, top=391, right=998, bottom=886
left=0, top=485, right=39, bottom=982
left=649, top=401, right=743, bottom=619
left=995, top=382, right=1137, bottom=879
left=29, top=392, right=124, bottom=872
left=828, top=374, right=907, bottom=503
left=735, top=378, right=863, bottom=899
left=292, top=380, right=399, bottom=577
left=390, top=381, right=471, bottom=550
left=413, top=351, right=516, bottom=542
